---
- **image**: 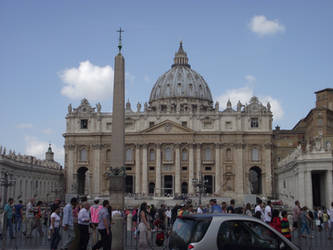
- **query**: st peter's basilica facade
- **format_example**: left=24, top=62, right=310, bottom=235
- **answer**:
left=64, top=42, right=273, bottom=201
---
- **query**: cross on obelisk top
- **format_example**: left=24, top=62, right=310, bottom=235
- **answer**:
left=117, top=27, right=124, bottom=52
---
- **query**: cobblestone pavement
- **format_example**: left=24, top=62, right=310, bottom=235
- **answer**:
left=1, top=227, right=333, bottom=249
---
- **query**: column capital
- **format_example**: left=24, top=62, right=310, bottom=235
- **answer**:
left=65, top=144, right=76, bottom=150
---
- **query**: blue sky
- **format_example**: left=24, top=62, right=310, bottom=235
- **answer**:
left=1, top=0, right=333, bottom=164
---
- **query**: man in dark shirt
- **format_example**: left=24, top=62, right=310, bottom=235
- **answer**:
left=227, top=199, right=235, bottom=214
left=14, top=200, right=24, bottom=233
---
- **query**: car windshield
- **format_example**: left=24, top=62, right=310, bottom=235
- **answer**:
left=169, top=217, right=212, bottom=250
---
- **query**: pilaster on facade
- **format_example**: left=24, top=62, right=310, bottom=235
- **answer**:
left=188, top=143, right=194, bottom=194
left=156, top=143, right=161, bottom=196
left=135, top=145, right=141, bottom=194
left=175, top=144, right=181, bottom=195
left=215, top=143, right=221, bottom=194
left=142, top=144, right=148, bottom=195
left=196, top=143, right=201, bottom=178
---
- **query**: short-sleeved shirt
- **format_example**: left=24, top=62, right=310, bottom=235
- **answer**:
left=97, top=207, right=110, bottom=230
left=211, top=204, right=222, bottom=213
left=50, top=212, right=61, bottom=229
left=264, top=205, right=272, bottom=222
left=26, top=202, right=34, bottom=218
left=4, top=204, right=13, bottom=219
left=14, top=204, right=23, bottom=218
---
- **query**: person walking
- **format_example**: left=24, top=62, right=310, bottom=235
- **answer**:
left=264, top=201, right=272, bottom=224
left=90, top=198, right=103, bottom=245
left=78, top=202, right=90, bottom=250
left=92, top=200, right=112, bottom=250
left=4, top=197, right=15, bottom=239
left=25, top=198, right=35, bottom=238
left=138, top=202, right=151, bottom=250
left=293, top=200, right=301, bottom=238
left=32, top=201, right=44, bottom=237
left=209, top=199, right=222, bottom=213
left=281, top=211, right=292, bottom=241
left=14, top=200, right=24, bottom=234
left=227, top=199, right=235, bottom=214
left=300, top=207, right=313, bottom=238
left=61, top=197, right=77, bottom=250
left=50, top=206, right=61, bottom=250
left=255, top=200, right=264, bottom=221
left=244, top=203, right=253, bottom=217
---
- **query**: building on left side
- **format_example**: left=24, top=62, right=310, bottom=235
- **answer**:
left=0, top=145, right=64, bottom=207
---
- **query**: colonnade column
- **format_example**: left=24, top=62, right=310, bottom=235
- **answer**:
left=234, top=144, right=244, bottom=196
left=304, top=170, right=313, bottom=209
left=66, top=145, right=75, bottom=193
left=326, top=170, right=333, bottom=209
left=156, top=144, right=161, bottom=196
left=196, top=144, right=201, bottom=178
left=92, top=144, right=101, bottom=195
left=135, top=145, right=141, bottom=194
left=142, top=145, right=148, bottom=195
left=264, top=144, right=272, bottom=197
left=175, top=144, right=181, bottom=195
left=188, top=144, right=194, bottom=194
left=215, top=143, right=221, bottom=195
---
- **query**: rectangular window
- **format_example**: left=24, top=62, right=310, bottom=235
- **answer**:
left=182, top=121, right=187, bottom=127
left=126, top=167, right=132, bottom=171
left=182, top=167, right=188, bottom=171
left=149, top=121, right=155, bottom=128
left=106, top=122, right=112, bottom=130
left=251, top=148, right=259, bottom=161
left=250, top=118, right=259, bottom=128
left=149, top=167, right=155, bottom=171
left=80, top=119, right=88, bottom=129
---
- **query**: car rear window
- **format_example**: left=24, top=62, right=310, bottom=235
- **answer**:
left=169, top=217, right=212, bottom=250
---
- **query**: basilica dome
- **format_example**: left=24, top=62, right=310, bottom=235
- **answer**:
left=149, top=42, right=213, bottom=108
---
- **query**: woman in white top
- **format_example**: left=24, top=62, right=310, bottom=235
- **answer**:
left=50, top=206, right=61, bottom=250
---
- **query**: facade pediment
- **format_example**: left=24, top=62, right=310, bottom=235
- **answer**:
left=141, top=120, right=195, bottom=134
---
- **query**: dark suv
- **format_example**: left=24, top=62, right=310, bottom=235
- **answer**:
left=169, top=214, right=300, bottom=250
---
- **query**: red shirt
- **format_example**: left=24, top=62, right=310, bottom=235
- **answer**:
left=270, top=217, right=282, bottom=233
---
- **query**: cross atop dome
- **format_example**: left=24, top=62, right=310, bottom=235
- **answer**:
left=172, top=41, right=190, bottom=68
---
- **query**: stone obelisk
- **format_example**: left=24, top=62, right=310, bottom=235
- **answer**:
left=110, top=28, right=125, bottom=250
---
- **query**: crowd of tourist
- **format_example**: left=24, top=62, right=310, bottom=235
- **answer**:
left=1, top=196, right=333, bottom=249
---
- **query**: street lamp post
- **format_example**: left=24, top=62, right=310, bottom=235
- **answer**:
left=192, top=173, right=208, bottom=206
left=0, top=172, right=16, bottom=208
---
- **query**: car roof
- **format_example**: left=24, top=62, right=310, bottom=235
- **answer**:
left=179, top=213, right=253, bottom=220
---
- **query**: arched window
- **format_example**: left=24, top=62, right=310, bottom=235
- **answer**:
left=126, top=148, right=133, bottom=162
left=181, top=149, right=188, bottom=161
left=226, top=148, right=232, bottom=161
left=149, top=149, right=155, bottom=162
left=106, top=149, right=111, bottom=161
left=205, top=147, right=212, bottom=161
left=165, top=147, right=172, bottom=161
left=80, top=149, right=87, bottom=162
left=251, top=148, right=259, bottom=161
left=249, top=166, right=262, bottom=194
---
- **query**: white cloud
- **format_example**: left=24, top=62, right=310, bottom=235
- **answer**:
left=60, top=60, right=114, bottom=101
left=144, top=75, right=151, bottom=83
left=245, top=75, right=256, bottom=84
left=249, top=15, right=285, bottom=36
left=24, top=136, right=64, bottom=164
left=42, top=128, right=54, bottom=135
left=16, top=123, right=33, bottom=129
left=216, top=86, right=284, bottom=121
